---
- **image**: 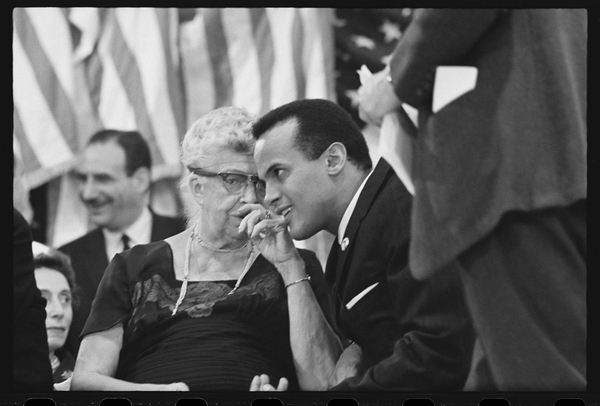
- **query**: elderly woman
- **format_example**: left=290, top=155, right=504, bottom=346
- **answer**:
left=33, top=249, right=80, bottom=390
left=71, top=107, right=341, bottom=391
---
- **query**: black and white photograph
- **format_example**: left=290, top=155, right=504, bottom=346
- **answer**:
left=9, top=6, right=595, bottom=404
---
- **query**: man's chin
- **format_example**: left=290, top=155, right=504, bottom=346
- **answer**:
left=289, top=225, right=316, bottom=242
left=89, top=213, right=111, bottom=229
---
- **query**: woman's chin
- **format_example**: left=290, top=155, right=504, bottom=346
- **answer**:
left=48, top=337, right=67, bottom=353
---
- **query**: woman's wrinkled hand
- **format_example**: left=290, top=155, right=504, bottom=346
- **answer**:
left=238, top=203, right=301, bottom=268
left=249, top=374, right=289, bottom=391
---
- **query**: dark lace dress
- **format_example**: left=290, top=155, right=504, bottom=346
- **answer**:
left=81, top=241, right=331, bottom=391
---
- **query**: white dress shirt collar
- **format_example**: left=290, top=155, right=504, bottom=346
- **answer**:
left=103, top=206, right=152, bottom=261
left=337, top=170, right=373, bottom=245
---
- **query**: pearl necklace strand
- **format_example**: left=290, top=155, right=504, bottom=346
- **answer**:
left=172, top=228, right=257, bottom=316
left=194, top=230, right=248, bottom=253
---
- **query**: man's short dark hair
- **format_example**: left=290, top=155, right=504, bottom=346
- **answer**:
left=252, top=99, right=372, bottom=172
left=88, top=130, right=152, bottom=176
left=34, top=250, right=80, bottom=310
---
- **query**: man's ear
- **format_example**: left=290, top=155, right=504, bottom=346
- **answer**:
left=325, top=142, right=347, bottom=175
left=131, top=166, right=151, bottom=193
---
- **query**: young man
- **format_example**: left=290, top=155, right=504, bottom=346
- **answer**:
left=250, top=99, right=475, bottom=390
left=59, top=130, right=185, bottom=355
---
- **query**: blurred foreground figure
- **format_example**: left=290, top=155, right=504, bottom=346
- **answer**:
left=358, top=9, right=586, bottom=390
left=13, top=208, right=53, bottom=392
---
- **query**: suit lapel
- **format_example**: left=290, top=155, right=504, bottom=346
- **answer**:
left=86, top=228, right=109, bottom=288
left=150, top=210, right=186, bottom=241
left=333, top=159, right=392, bottom=294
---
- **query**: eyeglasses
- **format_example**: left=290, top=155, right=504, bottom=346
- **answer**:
left=188, top=167, right=266, bottom=198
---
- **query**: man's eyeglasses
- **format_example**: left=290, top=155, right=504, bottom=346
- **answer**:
left=188, top=167, right=266, bottom=198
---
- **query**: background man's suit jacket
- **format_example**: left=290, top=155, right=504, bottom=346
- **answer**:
left=327, top=160, right=475, bottom=390
left=59, top=211, right=186, bottom=355
left=387, top=9, right=587, bottom=278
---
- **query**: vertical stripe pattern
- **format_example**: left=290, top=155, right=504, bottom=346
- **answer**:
left=249, top=9, right=274, bottom=115
left=292, top=9, right=306, bottom=100
left=14, top=7, right=335, bottom=250
left=203, top=9, right=233, bottom=109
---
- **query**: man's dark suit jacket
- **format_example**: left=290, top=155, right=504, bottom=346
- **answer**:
left=327, top=160, right=475, bottom=391
left=59, top=211, right=186, bottom=355
left=387, top=9, right=587, bottom=278
left=13, top=208, right=54, bottom=392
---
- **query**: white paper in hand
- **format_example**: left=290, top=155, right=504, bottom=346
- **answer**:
left=380, top=112, right=415, bottom=195
left=432, top=66, right=478, bottom=113
left=358, top=65, right=415, bottom=195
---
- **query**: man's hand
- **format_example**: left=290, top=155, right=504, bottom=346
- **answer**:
left=156, top=382, right=190, bottom=391
left=249, top=374, right=289, bottom=391
left=329, top=342, right=363, bottom=388
left=358, top=67, right=402, bottom=126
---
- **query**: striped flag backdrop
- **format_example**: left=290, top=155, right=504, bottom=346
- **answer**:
left=13, top=7, right=336, bottom=265
left=178, top=8, right=337, bottom=263
left=179, top=8, right=335, bottom=122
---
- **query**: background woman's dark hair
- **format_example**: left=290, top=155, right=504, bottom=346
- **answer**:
left=252, top=99, right=372, bottom=172
left=34, top=250, right=80, bottom=310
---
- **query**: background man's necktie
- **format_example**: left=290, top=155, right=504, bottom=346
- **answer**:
left=121, top=234, right=130, bottom=251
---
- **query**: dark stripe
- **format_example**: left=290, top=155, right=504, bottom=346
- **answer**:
left=84, top=49, right=104, bottom=116
left=291, top=9, right=306, bottom=100
left=13, top=107, right=42, bottom=174
left=14, top=9, right=79, bottom=153
left=107, top=10, right=165, bottom=166
left=70, top=8, right=105, bottom=115
left=203, top=9, right=233, bottom=108
left=250, top=8, right=274, bottom=114
left=156, top=8, right=186, bottom=140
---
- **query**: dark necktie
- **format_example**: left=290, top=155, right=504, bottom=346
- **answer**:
left=121, top=234, right=130, bottom=251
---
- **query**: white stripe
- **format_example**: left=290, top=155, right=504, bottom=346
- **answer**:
left=266, top=8, right=298, bottom=108
left=13, top=34, right=74, bottom=168
left=116, top=8, right=181, bottom=166
left=26, top=8, right=76, bottom=101
left=180, top=9, right=216, bottom=127
left=96, top=18, right=137, bottom=131
left=222, top=9, right=262, bottom=115
left=301, top=8, right=334, bottom=100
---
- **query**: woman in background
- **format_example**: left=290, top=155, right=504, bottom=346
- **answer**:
left=33, top=249, right=80, bottom=390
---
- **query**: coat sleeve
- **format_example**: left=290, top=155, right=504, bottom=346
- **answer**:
left=389, top=8, right=503, bottom=107
left=298, top=249, right=336, bottom=329
left=325, top=169, right=475, bottom=391
left=13, top=208, right=54, bottom=392
left=331, top=257, right=476, bottom=391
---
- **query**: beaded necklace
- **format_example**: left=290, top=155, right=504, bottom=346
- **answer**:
left=172, top=228, right=257, bottom=316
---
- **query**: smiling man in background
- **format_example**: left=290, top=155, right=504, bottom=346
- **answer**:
left=59, top=130, right=185, bottom=356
